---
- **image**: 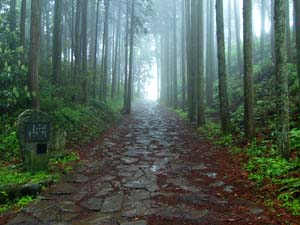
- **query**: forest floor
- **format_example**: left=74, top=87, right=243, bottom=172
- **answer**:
left=2, top=101, right=299, bottom=225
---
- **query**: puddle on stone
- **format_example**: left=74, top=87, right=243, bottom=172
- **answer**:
left=207, top=173, right=217, bottom=179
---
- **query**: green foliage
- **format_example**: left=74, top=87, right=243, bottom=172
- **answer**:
left=290, top=128, right=300, bottom=150
left=0, top=131, right=20, bottom=161
left=49, top=151, right=79, bottom=174
left=15, top=195, right=34, bottom=208
left=174, top=109, right=188, bottom=120
left=197, top=122, right=222, bottom=140
left=0, top=13, right=30, bottom=114
left=0, top=167, right=51, bottom=186
left=246, top=157, right=296, bottom=183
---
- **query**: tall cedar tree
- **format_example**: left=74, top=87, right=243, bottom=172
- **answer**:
left=125, top=0, right=135, bottom=114
left=197, top=0, right=205, bottom=126
left=93, top=0, right=101, bottom=99
left=20, top=0, right=26, bottom=51
left=81, top=0, right=88, bottom=103
left=275, top=0, right=290, bottom=157
left=216, top=0, right=231, bottom=134
left=28, top=0, right=42, bottom=109
left=243, top=0, right=255, bottom=140
left=53, top=0, right=63, bottom=85
left=234, top=0, right=243, bottom=75
left=295, top=0, right=300, bottom=87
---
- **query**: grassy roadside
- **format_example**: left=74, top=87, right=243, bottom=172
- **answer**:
left=173, top=108, right=300, bottom=217
left=0, top=99, right=122, bottom=214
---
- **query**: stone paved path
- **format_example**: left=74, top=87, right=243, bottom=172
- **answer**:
left=6, top=102, right=288, bottom=224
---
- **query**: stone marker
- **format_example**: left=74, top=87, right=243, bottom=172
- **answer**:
left=16, top=110, right=52, bottom=171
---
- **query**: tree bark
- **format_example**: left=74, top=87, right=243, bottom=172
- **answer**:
left=81, top=0, right=88, bottom=103
left=234, top=0, right=243, bottom=75
left=172, top=0, right=178, bottom=109
left=20, top=0, right=27, bottom=51
left=9, top=0, right=17, bottom=32
left=93, top=0, right=100, bottom=99
left=243, top=0, right=255, bottom=140
left=260, top=0, right=266, bottom=61
left=295, top=0, right=300, bottom=88
left=53, top=0, right=63, bottom=85
left=197, top=0, right=205, bottom=126
left=28, top=0, right=42, bottom=109
left=275, top=0, right=290, bottom=158
left=216, top=0, right=231, bottom=134
left=125, top=0, right=135, bottom=114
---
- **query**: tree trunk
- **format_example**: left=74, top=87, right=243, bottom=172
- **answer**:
left=172, top=0, right=178, bottom=109
left=275, top=0, right=290, bottom=158
left=111, top=4, right=121, bottom=99
left=28, top=0, right=42, bottom=110
left=93, top=0, right=100, bottom=99
left=216, top=0, right=231, bottom=134
left=260, top=0, right=265, bottom=61
left=181, top=0, right=186, bottom=110
left=286, top=0, right=292, bottom=62
left=243, top=0, right=255, bottom=140
left=125, top=0, right=135, bottom=114
left=53, top=0, right=63, bottom=85
left=295, top=0, right=300, bottom=87
left=234, top=0, right=243, bottom=75
left=102, top=0, right=110, bottom=100
left=206, top=0, right=215, bottom=106
left=81, top=0, right=88, bottom=103
left=123, top=0, right=130, bottom=110
left=227, top=0, right=232, bottom=74
left=74, top=0, right=81, bottom=85
left=20, top=0, right=27, bottom=51
left=271, top=0, right=275, bottom=62
left=9, top=0, right=17, bottom=32
left=197, top=0, right=205, bottom=126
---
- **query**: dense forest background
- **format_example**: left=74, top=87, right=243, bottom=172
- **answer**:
left=1, top=0, right=300, bottom=217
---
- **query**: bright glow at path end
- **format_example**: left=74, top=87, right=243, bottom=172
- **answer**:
left=145, top=63, right=158, bottom=100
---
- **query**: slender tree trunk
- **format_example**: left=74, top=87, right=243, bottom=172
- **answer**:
left=9, top=0, right=17, bottom=32
left=93, top=0, right=100, bottom=99
left=185, top=0, right=193, bottom=120
left=45, top=2, right=51, bottom=60
left=275, top=0, right=290, bottom=158
left=216, top=0, right=231, bottom=134
left=206, top=0, right=214, bottom=106
left=197, top=0, right=205, bottom=126
left=190, top=0, right=198, bottom=121
left=20, top=0, right=27, bottom=51
left=260, top=0, right=266, bottom=61
left=53, top=0, right=63, bottom=85
left=286, top=0, right=292, bottom=62
left=74, top=0, right=81, bottom=85
left=243, top=0, right=255, bottom=140
left=81, top=0, right=88, bottom=103
left=102, top=0, right=110, bottom=100
left=125, top=0, right=135, bottom=114
left=227, top=0, right=232, bottom=74
left=271, top=0, right=276, bottom=62
left=234, top=0, right=243, bottom=75
left=172, top=0, right=178, bottom=108
left=111, top=4, right=121, bottom=99
left=123, top=0, right=129, bottom=110
left=28, top=0, right=42, bottom=110
left=181, top=0, right=186, bottom=110
left=295, top=0, right=300, bottom=87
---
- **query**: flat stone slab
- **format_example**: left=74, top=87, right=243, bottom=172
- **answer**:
left=64, top=174, right=90, bottom=183
left=101, top=194, right=124, bottom=213
left=80, top=197, right=103, bottom=211
left=120, top=221, right=148, bottom=225
left=51, top=183, right=75, bottom=195
left=74, top=214, right=117, bottom=225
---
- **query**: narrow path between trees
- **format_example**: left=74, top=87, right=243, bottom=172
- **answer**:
left=6, top=102, right=290, bottom=225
